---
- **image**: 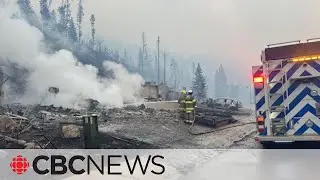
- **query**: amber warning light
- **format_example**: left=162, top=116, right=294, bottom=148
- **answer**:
left=253, top=76, right=264, bottom=89
left=291, top=55, right=320, bottom=62
left=253, top=77, right=264, bottom=83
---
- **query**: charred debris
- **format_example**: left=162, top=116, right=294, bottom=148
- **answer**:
left=0, top=97, right=250, bottom=149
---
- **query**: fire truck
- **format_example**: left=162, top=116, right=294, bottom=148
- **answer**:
left=252, top=38, right=320, bottom=148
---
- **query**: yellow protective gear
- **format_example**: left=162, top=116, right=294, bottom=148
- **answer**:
left=185, top=95, right=196, bottom=113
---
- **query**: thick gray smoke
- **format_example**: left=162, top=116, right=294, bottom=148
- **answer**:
left=0, top=5, right=144, bottom=108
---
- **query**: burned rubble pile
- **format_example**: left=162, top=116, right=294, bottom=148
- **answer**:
left=0, top=100, right=254, bottom=149
left=0, top=104, right=89, bottom=149
left=0, top=103, right=171, bottom=149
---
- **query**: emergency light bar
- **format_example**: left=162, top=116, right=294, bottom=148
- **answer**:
left=290, top=55, right=320, bottom=62
left=263, top=40, right=320, bottom=61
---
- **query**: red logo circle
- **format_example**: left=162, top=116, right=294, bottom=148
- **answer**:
left=10, top=155, right=30, bottom=175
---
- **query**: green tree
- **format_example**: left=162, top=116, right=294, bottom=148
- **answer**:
left=57, top=2, right=67, bottom=33
left=17, top=0, right=39, bottom=26
left=90, top=14, right=96, bottom=49
left=17, top=0, right=35, bottom=16
left=192, top=63, right=207, bottom=101
left=76, top=0, right=84, bottom=41
left=114, top=50, right=120, bottom=63
left=51, top=10, right=56, bottom=23
left=67, top=18, right=78, bottom=42
left=229, top=84, right=239, bottom=99
left=170, top=59, right=179, bottom=90
left=138, top=47, right=143, bottom=74
left=122, top=48, right=128, bottom=66
left=214, top=64, right=228, bottom=98
left=65, top=0, right=71, bottom=21
left=39, top=0, right=51, bottom=23
left=192, top=62, right=195, bottom=74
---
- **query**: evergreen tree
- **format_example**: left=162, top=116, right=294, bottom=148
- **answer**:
left=56, top=0, right=71, bottom=33
left=154, top=52, right=158, bottom=80
left=65, top=0, right=71, bottom=21
left=122, top=48, right=128, bottom=66
left=138, top=32, right=150, bottom=78
left=214, top=64, right=228, bottom=98
left=229, top=84, right=239, bottom=99
left=57, top=2, right=67, bottom=33
left=76, top=0, right=84, bottom=42
left=138, top=48, right=143, bottom=74
left=192, top=63, right=207, bottom=101
left=170, top=59, right=179, bottom=90
left=114, top=50, right=120, bottom=63
left=90, top=14, right=96, bottom=48
left=17, top=0, right=39, bottom=26
left=95, top=39, right=103, bottom=52
left=17, top=0, right=35, bottom=16
left=67, top=18, right=78, bottom=42
left=45, top=9, right=57, bottom=32
left=39, top=0, right=51, bottom=23
left=16, top=0, right=115, bottom=77
left=51, top=10, right=57, bottom=24
left=192, top=62, right=195, bottom=75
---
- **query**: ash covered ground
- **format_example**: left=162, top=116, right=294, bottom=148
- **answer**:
left=100, top=105, right=260, bottom=149
left=0, top=103, right=262, bottom=149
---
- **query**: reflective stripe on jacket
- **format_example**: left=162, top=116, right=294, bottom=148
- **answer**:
left=185, top=95, right=196, bottom=113
left=178, top=94, right=186, bottom=110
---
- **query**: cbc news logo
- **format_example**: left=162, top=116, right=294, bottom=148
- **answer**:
left=10, top=155, right=30, bottom=175
left=8, top=154, right=165, bottom=176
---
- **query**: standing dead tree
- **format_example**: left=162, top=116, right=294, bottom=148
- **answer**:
left=0, top=67, right=9, bottom=106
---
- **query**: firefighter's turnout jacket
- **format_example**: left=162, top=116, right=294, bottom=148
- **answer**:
left=185, top=95, right=196, bottom=113
left=178, top=95, right=186, bottom=111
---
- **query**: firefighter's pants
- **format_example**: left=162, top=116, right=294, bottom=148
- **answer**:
left=184, top=111, right=194, bottom=123
left=177, top=109, right=185, bottom=120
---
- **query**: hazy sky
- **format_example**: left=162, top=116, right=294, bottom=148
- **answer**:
left=32, top=0, right=320, bottom=85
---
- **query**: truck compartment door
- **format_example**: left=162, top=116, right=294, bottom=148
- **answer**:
left=287, top=77, right=320, bottom=136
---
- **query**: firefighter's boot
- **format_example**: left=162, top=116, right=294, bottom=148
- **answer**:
left=184, top=113, right=194, bottom=124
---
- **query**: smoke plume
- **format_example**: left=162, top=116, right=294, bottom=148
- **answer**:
left=0, top=5, right=144, bottom=108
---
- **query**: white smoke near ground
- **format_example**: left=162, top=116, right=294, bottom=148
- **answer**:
left=0, top=5, right=144, bottom=108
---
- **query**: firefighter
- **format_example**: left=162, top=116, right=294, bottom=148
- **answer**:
left=177, top=89, right=187, bottom=120
left=184, top=90, right=197, bottom=124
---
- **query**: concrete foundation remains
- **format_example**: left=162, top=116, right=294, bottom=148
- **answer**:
left=140, top=82, right=179, bottom=101
left=141, top=101, right=179, bottom=111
